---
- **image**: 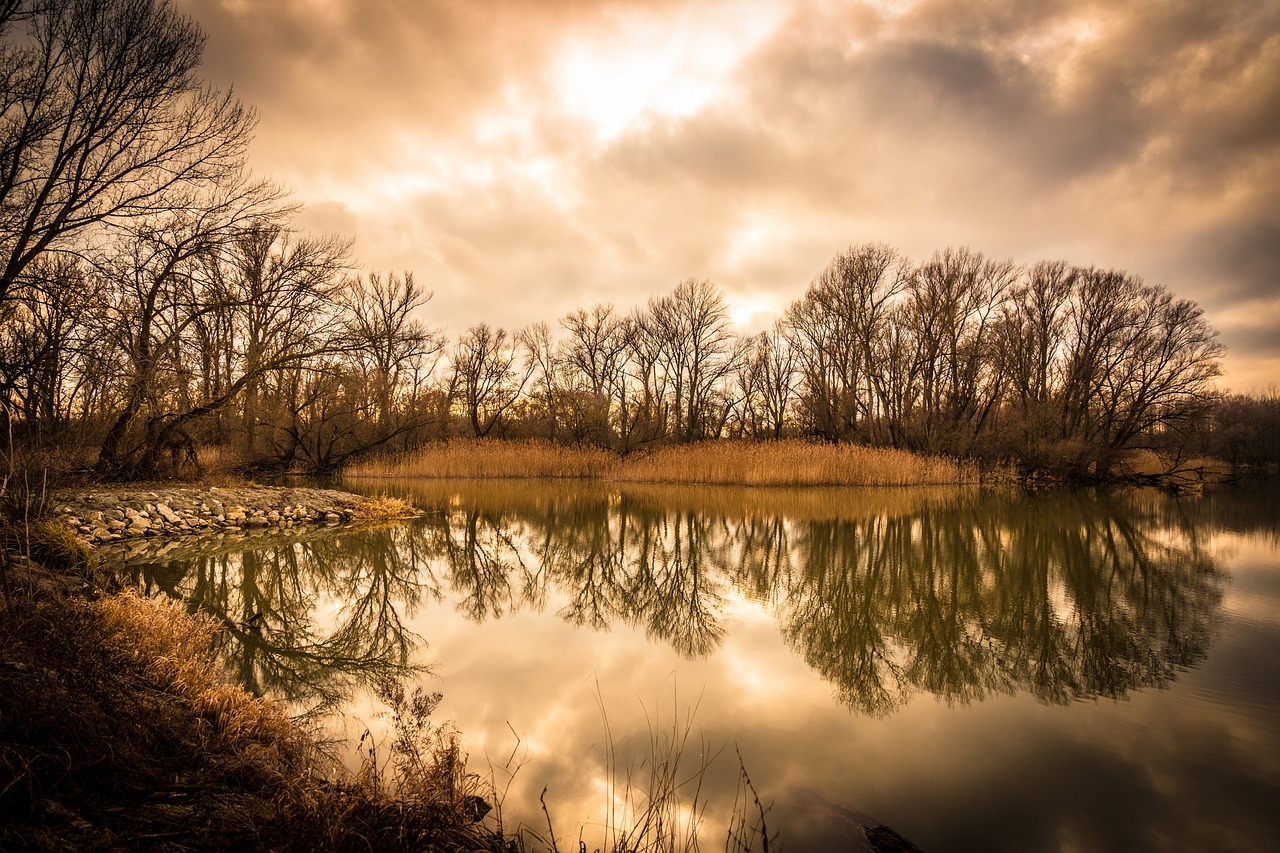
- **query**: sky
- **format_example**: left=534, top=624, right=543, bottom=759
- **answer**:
left=174, top=0, right=1280, bottom=392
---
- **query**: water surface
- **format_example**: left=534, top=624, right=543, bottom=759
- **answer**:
left=114, top=478, right=1280, bottom=852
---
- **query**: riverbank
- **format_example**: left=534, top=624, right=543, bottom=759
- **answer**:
left=1, top=484, right=507, bottom=850
left=0, top=560, right=505, bottom=851
left=50, top=484, right=419, bottom=546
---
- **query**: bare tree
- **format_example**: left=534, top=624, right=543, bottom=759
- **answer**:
left=1210, top=391, right=1280, bottom=467
left=261, top=271, right=442, bottom=471
left=618, top=309, right=671, bottom=451
left=341, top=271, right=442, bottom=429
left=733, top=324, right=797, bottom=439
left=994, top=260, right=1078, bottom=468
left=901, top=247, right=1018, bottom=454
left=450, top=323, right=532, bottom=438
left=647, top=278, right=739, bottom=441
left=761, top=325, right=800, bottom=439
left=517, top=321, right=562, bottom=440
left=560, top=303, right=629, bottom=445
left=227, top=222, right=351, bottom=459
left=784, top=244, right=911, bottom=442
left=0, top=254, right=106, bottom=439
left=1058, top=269, right=1223, bottom=476
left=0, top=0, right=254, bottom=306
left=91, top=182, right=350, bottom=479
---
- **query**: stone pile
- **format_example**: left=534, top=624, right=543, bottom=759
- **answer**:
left=52, top=485, right=378, bottom=545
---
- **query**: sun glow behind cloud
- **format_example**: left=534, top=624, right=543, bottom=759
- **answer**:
left=552, top=0, right=789, bottom=142
left=1011, top=12, right=1108, bottom=98
left=726, top=293, right=781, bottom=331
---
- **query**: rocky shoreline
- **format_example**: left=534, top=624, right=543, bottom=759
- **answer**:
left=51, top=484, right=400, bottom=545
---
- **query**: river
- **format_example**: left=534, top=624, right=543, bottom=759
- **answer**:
left=112, top=477, right=1280, bottom=852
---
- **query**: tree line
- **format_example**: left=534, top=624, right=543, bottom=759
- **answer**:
left=0, top=0, right=1259, bottom=482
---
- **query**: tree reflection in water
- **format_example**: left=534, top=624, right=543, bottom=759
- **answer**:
left=114, top=481, right=1225, bottom=717
left=115, top=524, right=440, bottom=713
left=774, top=489, right=1222, bottom=713
left=432, top=494, right=727, bottom=657
left=393, top=481, right=1222, bottom=715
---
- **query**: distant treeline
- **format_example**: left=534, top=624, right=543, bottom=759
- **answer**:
left=1211, top=392, right=1280, bottom=469
left=0, top=0, right=1270, bottom=481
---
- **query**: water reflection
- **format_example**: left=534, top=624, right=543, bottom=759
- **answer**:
left=112, top=481, right=1228, bottom=717
left=111, top=525, right=436, bottom=712
left=378, top=480, right=1225, bottom=714
left=775, top=490, right=1220, bottom=713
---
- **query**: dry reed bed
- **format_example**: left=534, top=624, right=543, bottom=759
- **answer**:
left=348, top=439, right=990, bottom=487
left=619, top=440, right=981, bottom=486
left=352, top=440, right=619, bottom=480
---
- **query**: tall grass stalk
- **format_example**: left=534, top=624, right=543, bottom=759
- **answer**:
left=347, top=439, right=991, bottom=487
left=726, top=746, right=775, bottom=853
left=502, top=682, right=774, bottom=853
left=572, top=688, right=715, bottom=853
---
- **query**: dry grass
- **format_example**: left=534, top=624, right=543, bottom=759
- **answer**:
left=191, top=443, right=252, bottom=482
left=95, top=593, right=309, bottom=759
left=0, top=579, right=507, bottom=851
left=348, top=439, right=990, bottom=487
left=350, top=439, right=621, bottom=480
left=351, top=494, right=422, bottom=521
left=10, top=519, right=96, bottom=578
left=619, top=440, right=982, bottom=486
left=1, top=588, right=308, bottom=848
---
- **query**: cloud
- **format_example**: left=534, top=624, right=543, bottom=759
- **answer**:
left=176, top=0, right=1280, bottom=389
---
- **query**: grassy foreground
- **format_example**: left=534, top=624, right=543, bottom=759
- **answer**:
left=0, top=565, right=504, bottom=851
left=347, top=439, right=996, bottom=486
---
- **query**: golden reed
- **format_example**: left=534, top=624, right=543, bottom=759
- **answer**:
left=346, top=439, right=990, bottom=486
